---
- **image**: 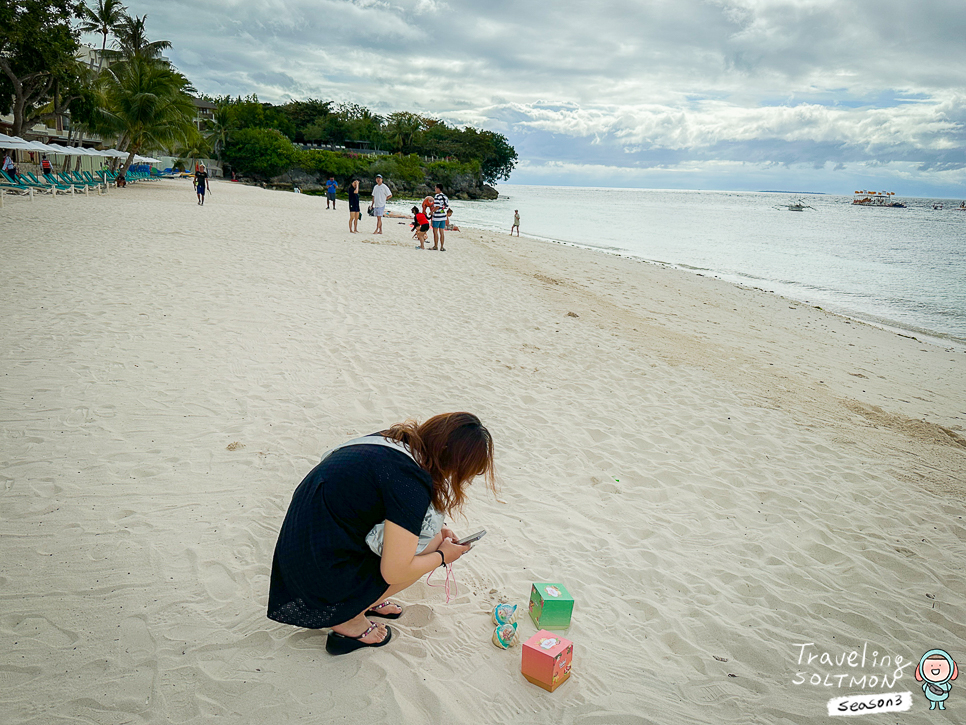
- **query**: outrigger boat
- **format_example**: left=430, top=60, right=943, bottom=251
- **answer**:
left=852, top=190, right=906, bottom=208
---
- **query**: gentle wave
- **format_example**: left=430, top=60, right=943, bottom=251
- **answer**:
left=391, top=184, right=966, bottom=347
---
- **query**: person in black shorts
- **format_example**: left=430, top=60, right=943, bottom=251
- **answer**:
left=348, top=178, right=361, bottom=233
left=411, top=205, right=430, bottom=248
left=195, top=163, right=210, bottom=205
left=267, top=412, right=496, bottom=654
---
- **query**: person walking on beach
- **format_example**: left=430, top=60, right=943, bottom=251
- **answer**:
left=41, top=155, right=53, bottom=176
left=267, top=412, right=495, bottom=654
left=431, top=183, right=449, bottom=250
left=510, top=210, right=520, bottom=236
left=348, top=179, right=361, bottom=233
left=371, top=174, right=392, bottom=233
left=326, top=175, right=338, bottom=209
left=2, top=151, right=17, bottom=178
left=195, top=163, right=210, bottom=205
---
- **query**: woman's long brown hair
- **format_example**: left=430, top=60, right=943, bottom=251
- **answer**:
left=384, top=412, right=495, bottom=516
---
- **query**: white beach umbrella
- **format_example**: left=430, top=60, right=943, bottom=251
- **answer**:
left=0, top=134, right=33, bottom=149
left=27, top=141, right=63, bottom=153
left=46, top=143, right=91, bottom=155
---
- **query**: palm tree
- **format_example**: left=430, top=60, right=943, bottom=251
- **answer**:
left=79, top=0, right=128, bottom=71
left=174, top=129, right=213, bottom=174
left=205, top=104, right=233, bottom=159
left=385, top=112, right=424, bottom=154
left=97, top=56, right=197, bottom=170
left=112, top=14, right=171, bottom=61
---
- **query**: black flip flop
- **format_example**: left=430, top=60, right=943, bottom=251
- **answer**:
left=325, top=622, right=392, bottom=655
left=365, top=600, right=403, bottom=619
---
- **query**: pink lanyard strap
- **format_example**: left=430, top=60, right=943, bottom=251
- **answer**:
left=425, top=563, right=458, bottom=603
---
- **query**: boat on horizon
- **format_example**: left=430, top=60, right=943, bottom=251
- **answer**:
left=775, top=199, right=814, bottom=211
left=852, top=190, right=906, bottom=208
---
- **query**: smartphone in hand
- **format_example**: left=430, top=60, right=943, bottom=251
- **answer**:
left=455, top=529, right=486, bottom=546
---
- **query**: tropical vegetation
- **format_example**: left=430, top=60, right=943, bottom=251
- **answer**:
left=0, top=0, right=88, bottom=136
left=1, top=0, right=517, bottom=189
left=207, top=95, right=517, bottom=185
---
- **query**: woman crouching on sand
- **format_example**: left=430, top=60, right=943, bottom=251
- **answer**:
left=267, top=412, right=495, bottom=654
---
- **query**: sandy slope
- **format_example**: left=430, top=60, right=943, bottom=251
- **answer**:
left=1, top=180, right=964, bottom=724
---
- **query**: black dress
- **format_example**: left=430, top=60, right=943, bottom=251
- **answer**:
left=267, top=438, right=432, bottom=628
left=348, top=190, right=360, bottom=213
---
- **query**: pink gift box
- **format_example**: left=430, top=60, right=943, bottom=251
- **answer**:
left=521, top=630, right=573, bottom=692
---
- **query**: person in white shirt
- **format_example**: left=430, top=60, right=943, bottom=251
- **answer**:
left=371, top=174, right=392, bottom=234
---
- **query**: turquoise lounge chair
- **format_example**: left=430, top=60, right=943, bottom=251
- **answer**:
left=23, top=172, right=73, bottom=192
left=0, top=170, right=33, bottom=195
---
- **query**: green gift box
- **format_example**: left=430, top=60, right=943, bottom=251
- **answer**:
left=529, top=583, right=574, bottom=629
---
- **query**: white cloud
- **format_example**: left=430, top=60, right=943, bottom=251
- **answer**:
left=107, top=0, right=966, bottom=193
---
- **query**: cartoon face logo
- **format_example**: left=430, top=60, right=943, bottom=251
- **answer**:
left=545, top=586, right=561, bottom=598
left=916, top=649, right=958, bottom=711
left=923, top=658, right=952, bottom=683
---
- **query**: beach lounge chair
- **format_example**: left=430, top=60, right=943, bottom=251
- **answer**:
left=0, top=170, right=34, bottom=195
left=56, top=172, right=98, bottom=190
left=69, top=171, right=105, bottom=191
left=22, top=172, right=73, bottom=194
left=61, top=171, right=91, bottom=187
left=80, top=171, right=108, bottom=190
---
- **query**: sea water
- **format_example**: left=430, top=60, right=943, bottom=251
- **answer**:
left=414, top=185, right=966, bottom=348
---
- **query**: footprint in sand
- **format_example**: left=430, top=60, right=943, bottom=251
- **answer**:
left=400, top=603, right=434, bottom=628
left=117, top=615, right=156, bottom=668
left=2, top=614, right=78, bottom=647
left=200, top=561, right=239, bottom=602
left=0, top=664, right=42, bottom=689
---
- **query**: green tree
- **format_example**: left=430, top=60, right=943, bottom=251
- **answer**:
left=221, top=95, right=265, bottom=130
left=281, top=98, right=333, bottom=141
left=96, top=55, right=197, bottom=169
left=385, top=112, right=424, bottom=154
left=78, top=0, right=127, bottom=71
left=204, top=103, right=233, bottom=159
left=337, top=103, right=384, bottom=147
left=0, top=0, right=85, bottom=136
left=110, top=14, right=171, bottom=60
left=456, top=128, right=517, bottom=184
left=173, top=128, right=212, bottom=173
left=224, top=128, right=298, bottom=179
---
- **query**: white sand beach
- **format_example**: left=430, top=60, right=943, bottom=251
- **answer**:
left=1, top=180, right=964, bottom=724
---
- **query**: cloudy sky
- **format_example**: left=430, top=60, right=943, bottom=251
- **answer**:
left=95, top=0, right=966, bottom=196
